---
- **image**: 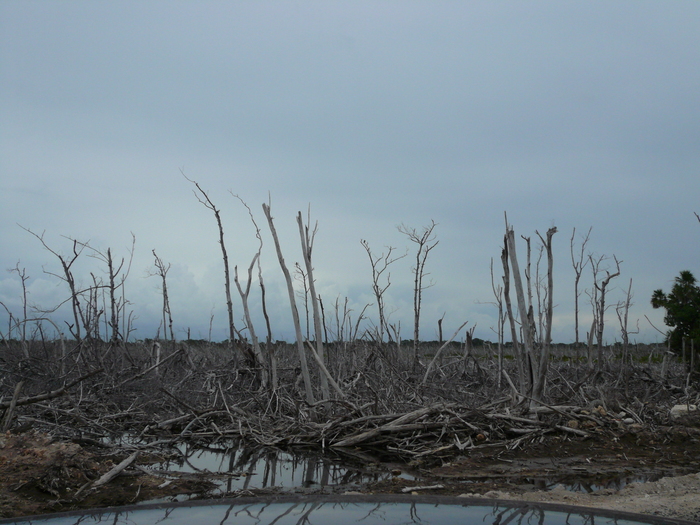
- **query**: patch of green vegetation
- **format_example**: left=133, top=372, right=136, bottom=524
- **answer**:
left=637, top=355, right=665, bottom=364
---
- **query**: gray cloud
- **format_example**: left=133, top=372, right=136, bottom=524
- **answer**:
left=2, top=1, right=699, bottom=345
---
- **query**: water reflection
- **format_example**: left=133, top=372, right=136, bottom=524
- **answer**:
left=149, top=443, right=410, bottom=492
left=3, top=497, right=682, bottom=525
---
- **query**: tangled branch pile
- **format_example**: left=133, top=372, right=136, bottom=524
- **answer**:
left=2, top=338, right=697, bottom=465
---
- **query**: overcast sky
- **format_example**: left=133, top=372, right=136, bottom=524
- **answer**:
left=1, top=1, right=699, bottom=346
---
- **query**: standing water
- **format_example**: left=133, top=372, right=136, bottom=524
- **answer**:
left=144, top=441, right=414, bottom=494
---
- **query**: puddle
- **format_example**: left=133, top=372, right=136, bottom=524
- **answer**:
left=111, top=437, right=679, bottom=497
left=142, top=442, right=415, bottom=493
left=1, top=496, right=687, bottom=525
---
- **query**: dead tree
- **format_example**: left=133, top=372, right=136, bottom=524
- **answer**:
left=589, top=254, right=622, bottom=370
left=331, top=295, right=353, bottom=343
left=184, top=175, right=238, bottom=364
left=421, top=320, right=470, bottom=386
left=8, top=263, right=30, bottom=358
left=501, top=245, right=526, bottom=396
left=256, top=248, right=276, bottom=390
left=570, top=227, right=591, bottom=360
left=151, top=250, right=174, bottom=342
left=489, top=258, right=505, bottom=387
left=502, top=216, right=557, bottom=410
left=231, top=194, right=269, bottom=389
left=262, top=202, right=315, bottom=404
left=21, top=227, right=88, bottom=342
left=437, top=313, right=445, bottom=344
left=504, top=224, right=536, bottom=399
left=398, top=220, right=438, bottom=366
left=615, top=278, right=639, bottom=387
left=297, top=209, right=330, bottom=401
left=120, top=235, right=137, bottom=342
left=521, top=235, right=533, bottom=319
left=294, top=262, right=311, bottom=340
left=318, top=295, right=329, bottom=345
left=106, top=249, right=120, bottom=342
left=360, top=240, right=407, bottom=343
left=535, top=226, right=557, bottom=402
left=85, top=241, right=135, bottom=343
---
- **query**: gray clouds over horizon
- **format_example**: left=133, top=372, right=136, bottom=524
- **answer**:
left=1, top=1, right=699, bottom=344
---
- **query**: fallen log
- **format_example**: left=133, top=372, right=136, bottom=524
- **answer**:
left=0, top=369, right=103, bottom=409
left=401, top=484, right=444, bottom=493
left=331, top=405, right=441, bottom=448
left=75, top=450, right=139, bottom=497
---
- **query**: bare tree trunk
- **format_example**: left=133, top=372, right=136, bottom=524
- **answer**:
left=234, top=258, right=267, bottom=388
left=294, top=263, right=311, bottom=340
left=490, top=258, right=505, bottom=389
left=297, top=210, right=329, bottom=400
left=590, top=254, right=621, bottom=370
left=257, top=258, right=277, bottom=391
left=185, top=175, right=238, bottom=364
left=120, top=234, right=136, bottom=343
left=570, top=227, right=591, bottom=361
left=9, top=264, right=30, bottom=358
left=151, top=250, right=174, bottom=342
left=505, top=226, right=536, bottom=393
left=318, top=295, right=329, bottom=345
left=262, top=203, right=315, bottom=404
left=533, top=226, right=557, bottom=402
left=586, top=318, right=596, bottom=366
left=521, top=235, right=533, bottom=321
left=692, top=339, right=696, bottom=375
left=231, top=194, right=269, bottom=388
left=22, top=228, right=88, bottom=342
left=64, top=241, right=86, bottom=341
left=616, top=278, right=634, bottom=364
left=106, top=249, right=118, bottom=342
left=398, top=221, right=438, bottom=367
left=501, top=245, right=526, bottom=396
left=502, top=217, right=557, bottom=409
left=361, top=240, right=406, bottom=343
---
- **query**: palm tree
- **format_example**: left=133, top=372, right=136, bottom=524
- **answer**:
left=651, top=270, right=700, bottom=359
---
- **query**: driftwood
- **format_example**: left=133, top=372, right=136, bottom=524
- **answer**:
left=401, top=484, right=444, bottom=493
left=75, top=451, right=140, bottom=497
left=0, top=338, right=695, bottom=471
left=332, top=405, right=439, bottom=448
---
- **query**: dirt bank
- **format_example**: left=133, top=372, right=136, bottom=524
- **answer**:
left=0, top=432, right=216, bottom=519
left=358, top=423, right=700, bottom=523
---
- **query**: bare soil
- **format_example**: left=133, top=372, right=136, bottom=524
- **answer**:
left=364, top=423, right=700, bottom=523
left=3, top=424, right=700, bottom=522
left=0, top=432, right=216, bottom=519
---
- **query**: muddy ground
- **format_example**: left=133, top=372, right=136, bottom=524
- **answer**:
left=2, top=422, right=700, bottom=523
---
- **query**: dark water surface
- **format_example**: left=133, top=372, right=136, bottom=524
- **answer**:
left=144, top=441, right=412, bottom=494
left=2, top=496, right=693, bottom=525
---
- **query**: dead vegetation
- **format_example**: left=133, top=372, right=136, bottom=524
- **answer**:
left=1, top=337, right=697, bottom=456
left=1, top=336, right=699, bottom=517
left=2, top=196, right=699, bottom=517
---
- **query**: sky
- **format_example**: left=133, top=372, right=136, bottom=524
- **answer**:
left=1, top=1, right=699, bottom=346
